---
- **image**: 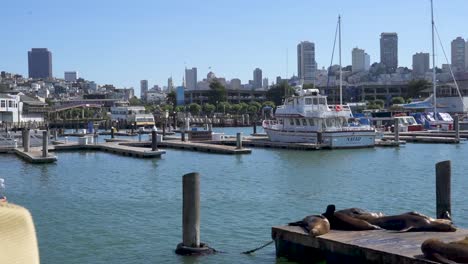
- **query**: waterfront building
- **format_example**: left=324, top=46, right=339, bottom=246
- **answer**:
left=253, top=68, right=262, bottom=89
left=352, top=47, right=369, bottom=73
left=451, top=37, right=466, bottom=72
left=185, top=67, right=197, bottom=90
left=380, top=33, right=398, bottom=73
left=110, top=106, right=154, bottom=127
left=140, top=80, right=148, bottom=100
left=297, top=41, right=317, bottom=84
left=0, top=92, right=48, bottom=123
left=64, top=71, right=78, bottom=82
left=184, top=89, right=266, bottom=105
left=230, top=78, right=241, bottom=90
left=145, top=90, right=166, bottom=104
left=412, top=52, right=430, bottom=77
left=28, top=48, right=53, bottom=79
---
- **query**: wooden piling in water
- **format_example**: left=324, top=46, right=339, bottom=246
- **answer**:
left=111, top=127, right=115, bottom=139
left=23, top=129, right=30, bottom=152
left=183, top=172, right=200, bottom=247
left=42, top=130, right=48, bottom=157
left=436, top=160, right=451, bottom=219
left=394, top=118, right=399, bottom=143
left=454, top=115, right=460, bottom=141
left=151, top=129, right=157, bottom=151
left=236, top=132, right=242, bottom=149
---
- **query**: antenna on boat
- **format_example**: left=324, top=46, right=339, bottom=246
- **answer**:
left=431, top=0, right=437, bottom=115
left=338, top=15, right=343, bottom=106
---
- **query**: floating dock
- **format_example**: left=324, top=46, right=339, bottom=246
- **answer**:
left=51, top=142, right=166, bottom=158
left=13, top=148, right=57, bottom=163
left=272, top=225, right=468, bottom=264
left=383, top=135, right=460, bottom=144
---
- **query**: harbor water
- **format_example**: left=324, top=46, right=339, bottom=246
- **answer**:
left=2, top=127, right=468, bottom=264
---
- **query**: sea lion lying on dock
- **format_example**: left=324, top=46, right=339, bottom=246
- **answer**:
left=322, top=205, right=381, bottom=231
left=368, top=211, right=456, bottom=232
left=336, top=207, right=385, bottom=222
left=421, top=237, right=468, bottom=264
left=288, top=215, right=330, bottom=237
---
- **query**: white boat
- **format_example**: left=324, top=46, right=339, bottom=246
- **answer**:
left=262, top=16, right=376, bottom=148
left=262, top=88, right=376, bottom=148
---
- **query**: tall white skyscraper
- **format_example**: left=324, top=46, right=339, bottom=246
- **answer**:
left=140, top=80, right=148, bottom=100
left=253, top=68, right=262, bottom=89
left=185, top=67, right=197, bottom=90
left=451, top=37, right=465, bottom=72
left=352, top=47, right=369, bottom=73
left=297, top=41, right=317, bottom=84
left=412, top=52, right=430, bottom=77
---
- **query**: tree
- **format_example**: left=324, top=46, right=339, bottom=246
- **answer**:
left=391, top=96, right=405, bottom=105
left=238, top=102, right=249, bottom=114
left=230, top=104, right=241, bottom=114
left=175, top=106, right=185, bottom=113
left=262, top=101, right=276, bottom=109
left=166, top=90, right=176, bottom=106
left=266, top=82, right=295, bottom=106
left=202, top=103, right=215, bottom=115
left=161, top=104, right=173, bottom=112
left=208, top=79, right=227, bottom=104
left=217, top=101, right=231, bottom=114
left=129, top=96, right=142, bottom=105
left=407, top=79, right=430, bottom=99
left=248, top=101, right=262, bottom=114
left=189, top=103, right=201, bottom=115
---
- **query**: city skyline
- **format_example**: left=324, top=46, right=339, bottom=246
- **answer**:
left=1, top=0, right=468, bottom=93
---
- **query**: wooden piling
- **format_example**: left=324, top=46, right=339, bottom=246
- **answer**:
left=23, top=129, right=30, bottom=152
left=394, top=118, right=399, bottom=143
left=454, top=115, right=460, bottom=141
left=181, top=132, right=186, bottom=142
left=253, top=121, right=257, bottom=134
left=111, top=127, right=115, bottom=139
left=182, top=172, right=200, bottom=248
left=42, top=130, right=48, bottom=157
left=151, top=129, right=157, bottom=151
left=436, top=160, right=451, bottom=219
left=236, top=132, right=242, bottom=149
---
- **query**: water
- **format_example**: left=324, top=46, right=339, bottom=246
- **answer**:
left=1, top=134, right=468, bottom=263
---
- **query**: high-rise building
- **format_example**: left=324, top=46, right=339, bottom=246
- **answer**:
left=140, top=80, right=148, bottom=100
left=364, top=53, right=370, bottom=71
left=466, top=41, right=468, bottom=71
left=167, top=77, right=174, bottom=92
left=64, top=71, right=78, bottom=82
left=412, top=52, right=430, bottom=77
left=451, top=37, right=466, bottom=72
left=28, top=48, right=52, bottom=79
left=185, top=67, right=197, bottom=90
left=253, top=68, right=262, bottom=89
left=230, top=78, right=241, bottom=90
left=380, top=33, right=398, bottom=73
left=352, top=47, right=369, bottom=73
left=262, top=78, right=269, bottom=89
left=297, top=41, right=317, bottom=84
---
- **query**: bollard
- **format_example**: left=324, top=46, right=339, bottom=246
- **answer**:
left=454, top=115, right=460, bottom=141
left=175, top=172, right=214, bottom=256
left=236, top=132, right=242, bottom=149
left=42, top=130, right=48, bottom=157
left=151, top=129, right=157, bottom=151
left=436, top=160, right=451, bottom=219
left=23, top=129, right=30, bottom=152
left=394, top=118, right=399, bottom=143
left=111, top=127, right=115, bottom=139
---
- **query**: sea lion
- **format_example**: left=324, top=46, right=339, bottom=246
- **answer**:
left=368, top=211, right=456, bottom=232
left=288, top=215, right=330, bottom=237
left=336, top=207, right=385, bottom=222
left=421, top=237, right=468, bottom=264
left=322, top=205, right=381, bottom=231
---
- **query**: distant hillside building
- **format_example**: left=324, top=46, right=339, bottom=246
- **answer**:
left=412, top=52, right=430, bottom=77
left=28, top=48, right=52, bottom=79
left=140, top=80, right=148, bottom=100
left=253, top=68, right=262, bottom=89
left=380, top=33, right=398, bottom=73
left=352, top=47, right=370, bottom=73
left=297, top=41, right=317, bottom=84
left=185, top=67, right=197, bottom=90
left=64, top=71, right=78, bottom=82
left=451, top=37, right=466, bottom=72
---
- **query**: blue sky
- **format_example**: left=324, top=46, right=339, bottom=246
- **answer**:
left=1, top=0, right=467, bottom=95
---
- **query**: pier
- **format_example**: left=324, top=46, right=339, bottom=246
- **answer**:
left=13, top=147, right=57, bottom=163
left=51, top=141, right=166, bottom=158
left=272, top=226, right=468, bottom=264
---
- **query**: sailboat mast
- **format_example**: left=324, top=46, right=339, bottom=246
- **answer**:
left=431, top=0, right=437, bottom=114
left=339, top=15, right=342, bottom=106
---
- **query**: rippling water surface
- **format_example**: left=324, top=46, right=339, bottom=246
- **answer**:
left=2, top=128, right=468, bottom=264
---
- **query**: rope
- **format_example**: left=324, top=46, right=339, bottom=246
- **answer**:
left=241, top=240, right=274, bottom=254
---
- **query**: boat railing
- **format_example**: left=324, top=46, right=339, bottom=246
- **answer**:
left=328, top=104, right=351, bottom=112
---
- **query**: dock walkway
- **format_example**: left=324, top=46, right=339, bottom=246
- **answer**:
left=13, top=148, right=57, bottom=163
left=272, top=225, right=468, bottom=263
left=51, top=142, right=166, bottom=158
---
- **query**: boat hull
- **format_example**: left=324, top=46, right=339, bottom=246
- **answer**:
left=264, top=127, right=375, bottom=148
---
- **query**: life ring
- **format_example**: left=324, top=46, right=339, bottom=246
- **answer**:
left=335, top=105, right=342, bottom=111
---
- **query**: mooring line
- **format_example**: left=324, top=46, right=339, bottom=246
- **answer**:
left=242, top=240, right=274, bottom=254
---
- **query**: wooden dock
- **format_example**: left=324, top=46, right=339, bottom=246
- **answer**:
left=272, top=225, right=468, bottom=264
left=51, top=142, right=166, bottom=158
left=13, top=148, right=57, bottom=163
left=383, top=135, right=460, bottom=144
left=158, top=140, right=251, bottom=154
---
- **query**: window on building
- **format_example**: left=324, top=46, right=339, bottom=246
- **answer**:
left=8, top=101, right=12, bottom=107
left=305, top=98, right=312, bottom=105
left=0, top=100, right=5, bottom=108
left=289, top=119, right=294, bottom=126
left=319, top=98, right=326, bottom=105
left=295, top=119, right=301, bottom=126
left=313, top=98, right=318, bottom=105
left=302, top=119, right=307, bottom=126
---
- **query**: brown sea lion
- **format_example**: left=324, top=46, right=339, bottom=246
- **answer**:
left=336, top=207, right=385, bottom=222
left=368, top=211, right=456, bottom=232
left=288, top=215, right=330, bottom=237
left=322, top=205, right=381, bottom=231
left=421, top=237, right=468, bottom=264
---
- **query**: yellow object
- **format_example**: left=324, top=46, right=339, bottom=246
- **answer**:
left=0, top=202, right=40, bottom=264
